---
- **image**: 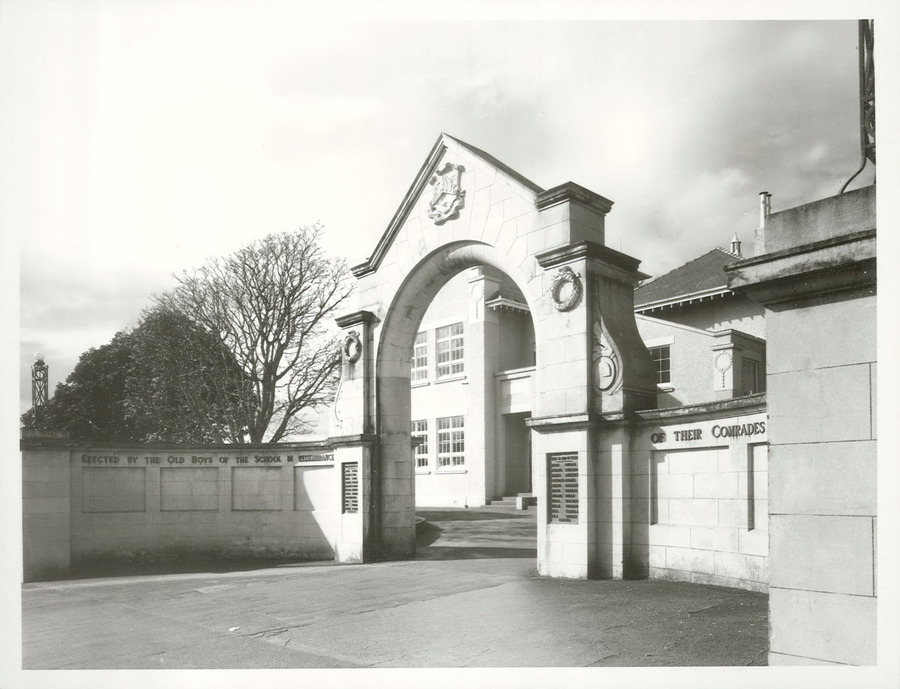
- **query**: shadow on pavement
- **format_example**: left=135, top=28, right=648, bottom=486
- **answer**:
left=417, top=509, right=530, bottom=522
left=415, top=545, right=537, bottom=560
left=49, top=507, right=537, bottom=580
left=415, top=519, right=445, bottom=548
left=415, top=507, right=538, bottom=562
left=53, top=557, right=336, bottom=582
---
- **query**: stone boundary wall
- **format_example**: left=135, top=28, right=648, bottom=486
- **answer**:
left=532, top=396, right=768, bottom=589
left=622, top=396, right=769, bottom=592
left=21, top=435, right=341, bottom=581
left=23, top=398, right=770, bottom=591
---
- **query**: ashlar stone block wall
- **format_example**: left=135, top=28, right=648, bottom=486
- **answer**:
left=22, top=439, right=71, bottom=581
left=727, top=184, right=877, bottom=665
left=627, top=407, right=769, bottom=591
left=21, top=439, right=343, bottom=581
left=765, top=293, right=877, bottom=665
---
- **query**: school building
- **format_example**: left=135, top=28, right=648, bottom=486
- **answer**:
left=409, top=233, right=767, bottom=513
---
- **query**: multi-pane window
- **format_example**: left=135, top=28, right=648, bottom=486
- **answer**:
left=437, top=416, right=465, bottom=468
left=742, top=358, right=760, bottom=395
left=412, top=332, right=428, bottom=383
left=436, top=323, right=464, bottom=378
left=650, top=345, right=671, bottom=385
left=412, top=420, right=429, bottom=468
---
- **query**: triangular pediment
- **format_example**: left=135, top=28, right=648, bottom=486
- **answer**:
left=351, top=133, right=544, bottom=278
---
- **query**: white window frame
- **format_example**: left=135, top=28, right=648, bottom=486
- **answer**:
left=741, top=357, right=761, bottom=395
left=412, top=419, right=429, bottom=470
left=411, top=331, right=429, bottom=384
left=437, top=416, right=465, bottom=469
left=650, top=345, right=671, bottom=386
left=435, top=323, right=464, bottom=379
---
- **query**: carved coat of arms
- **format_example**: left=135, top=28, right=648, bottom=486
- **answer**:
left=427, top=163, right=466, bottom=225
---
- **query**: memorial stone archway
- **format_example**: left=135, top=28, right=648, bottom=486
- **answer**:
left=329, top=134, right=656, bottom=578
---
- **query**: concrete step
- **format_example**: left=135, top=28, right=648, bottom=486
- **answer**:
left=487, top=494, right=537, bottom=509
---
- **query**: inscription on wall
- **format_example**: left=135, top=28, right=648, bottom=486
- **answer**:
left=549, top=453, right=579, bottom=524
left=79, top=453, right=334, bottom=466
left=648, top=417, right=767, bottom=447
left=297, top=454, right=335, bottom=463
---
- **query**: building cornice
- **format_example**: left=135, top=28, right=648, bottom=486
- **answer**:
left=631, top=393, right=767, bottom=424
left=19, top=435, right=335, bottom=453
left=595, top=395, right=766, bottom=429
left=485, top=296, right=530, bottom=314
left=535, top=240, right=644, bottom=276
left=726, top=229, right=875, bottom=305
left=728, top=228, right=875, bottom=272
left=327, top=433, right=379, bottom=448
left=335, top=310, right=379, bottom=328
left=634, top=286, right=732, bottom=313
left=535, top=181, right=613, bottom=215
left=526, top=412, right=597, bottom=432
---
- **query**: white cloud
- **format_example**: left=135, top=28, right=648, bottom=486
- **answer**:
left=4, top=10, right=884, bottom=409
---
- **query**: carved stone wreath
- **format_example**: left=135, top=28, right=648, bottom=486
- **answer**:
left=549, top=267, right=583, bottom=312
left=342, top=330, right=362, bottom=364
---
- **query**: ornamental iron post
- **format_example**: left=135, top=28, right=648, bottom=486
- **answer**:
left=31, top=352, right=49, bottom=426
left=841, top=19, right=875, bottom=193
left=860, top=19, right=875, bottom=167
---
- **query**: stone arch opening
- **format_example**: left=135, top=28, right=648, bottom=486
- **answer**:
left=373, top=241, right=541, bottom=559
left=329, top=133, right=656, bottom=577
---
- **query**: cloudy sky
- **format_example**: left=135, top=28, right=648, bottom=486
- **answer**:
left=2, top=3, right=892, bottom=413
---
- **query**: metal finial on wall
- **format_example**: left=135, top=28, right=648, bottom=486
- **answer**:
left=31, top=352, right=49, bottom=425
left=840, top=20, right=875, bottom=194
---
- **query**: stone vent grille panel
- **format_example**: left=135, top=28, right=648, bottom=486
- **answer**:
left=342, top=463, right=359, bottom=514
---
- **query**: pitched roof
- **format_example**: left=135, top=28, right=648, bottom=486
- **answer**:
left=633, top=248, right=741, bottom=311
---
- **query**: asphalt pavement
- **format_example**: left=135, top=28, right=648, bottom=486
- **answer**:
left=19, top=506, right=768, bottom=671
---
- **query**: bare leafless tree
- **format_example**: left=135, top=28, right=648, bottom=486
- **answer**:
left=156, top=224, right=353, bottom=443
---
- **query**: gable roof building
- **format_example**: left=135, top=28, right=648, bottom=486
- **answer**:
left=633, top=241, right=766, bottom=409
left=634, top=242, right=765, bottom=340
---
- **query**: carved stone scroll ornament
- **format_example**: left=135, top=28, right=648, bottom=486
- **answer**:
left=427, top=163, right=466, bottom=225
left=592, top=321, right=622, bottom=394
left=342, top=330, right=362, bottom=364
left=549, top=267, right=583, bottom=312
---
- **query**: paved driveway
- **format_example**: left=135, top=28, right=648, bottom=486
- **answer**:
left=20, top=506, right=768, bottom=671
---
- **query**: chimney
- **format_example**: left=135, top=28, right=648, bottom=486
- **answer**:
left=759, top=191, right=772, bottom=227
left=730, top=233, right=742, bottom=257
